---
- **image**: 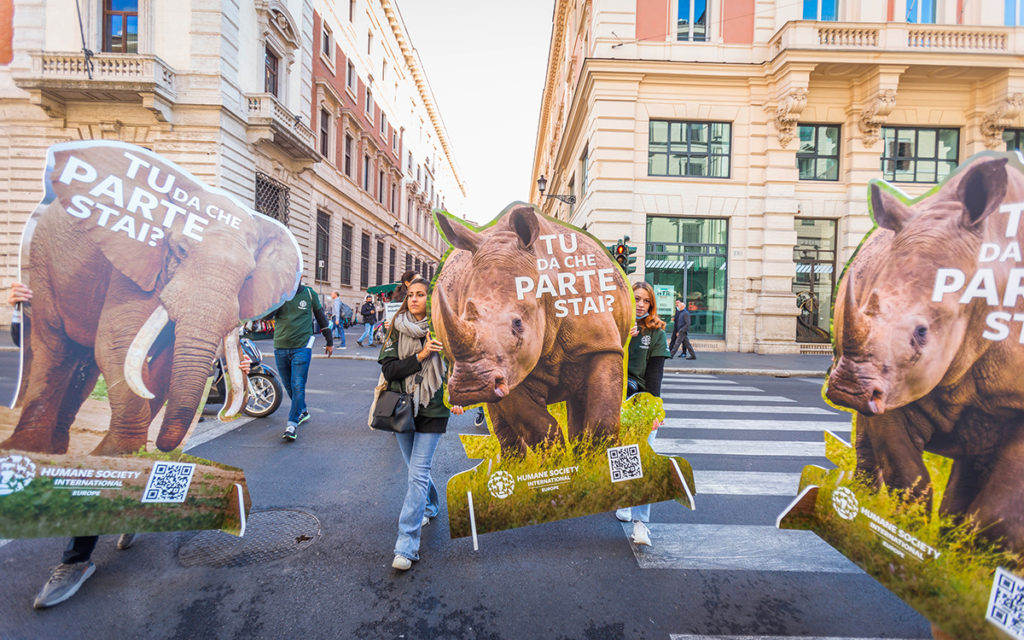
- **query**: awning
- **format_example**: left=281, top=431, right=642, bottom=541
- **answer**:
left=367, top=282, right=399, bottom=294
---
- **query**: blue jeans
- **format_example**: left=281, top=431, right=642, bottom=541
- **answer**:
left=359, top=322, right=374, bottom=345
left=623, top=429, right=658, bottom=523
left=333, top=319, right=346, bottom=346
left=393, top=431, right=442, bottom=561
left=274, top=347, right=311, bottom=426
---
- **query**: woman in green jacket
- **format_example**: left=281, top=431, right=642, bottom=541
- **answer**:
left=378, top=275, right=463, bottom=571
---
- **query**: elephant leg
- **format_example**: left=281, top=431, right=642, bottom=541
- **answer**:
left=567, top=352, right=622, bottom=444
left=488, top=382, right=557, bottom=456
left=50, top=355, right=101, bottom=454
left=967, top=429, right=1024, bottom=553
left=91, top=280, right=163, bottom=456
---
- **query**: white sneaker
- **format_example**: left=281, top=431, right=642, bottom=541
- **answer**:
left=632, top=521, right=651, bottom=546
left=615, top=508, right=631, bottom=522
left=421, top=515, right=430, bottom=527
left=391, top=555, right=412, bottom=571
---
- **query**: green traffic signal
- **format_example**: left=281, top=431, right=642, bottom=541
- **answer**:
left=625, top=243, right=637, bottom=274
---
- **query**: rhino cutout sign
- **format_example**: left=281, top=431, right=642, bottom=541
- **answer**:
left=433, top=203, right=695, bottom=540
left=0, top=140, right=303, bottom=539
left=778, top=151, right=1024, bottom=640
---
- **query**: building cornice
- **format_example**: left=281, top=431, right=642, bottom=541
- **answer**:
left=530, top=0, right=571, bottom=202
left=379, top=0, right=466, bottom=197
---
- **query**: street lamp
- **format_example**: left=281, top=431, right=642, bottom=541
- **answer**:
left=536, top=174, right=576, bottom=206
left=375, top=222, right=401, bottom=240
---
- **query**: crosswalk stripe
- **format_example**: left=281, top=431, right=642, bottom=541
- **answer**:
left=654, top=438, right=824, bottom=457
left=664, top=374, right=724, bottom=379
left=624, top=523, right=861, bottom=573
left=693, top=470, right=801, bottom=496
left=663, top=403, right=839, bottom=415
left=662, top=418, right=849, bottom=432
left=662, top=378, right=737, bottom=385
left=662, top=393, right=795, bottom=403
left=660, top=385, right=766, bottom=392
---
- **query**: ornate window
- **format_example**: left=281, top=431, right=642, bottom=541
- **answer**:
left=264, top=48, right=279, bottom=96
left=256, top=1, right=300, bottom=104
left=315, top=211, right=330, bottom=282
left=103, top=0, right=138, bottom=53
left=648, top=120, right=731, bottom=178
left=341, top=223, right=353, bottom=285
left=880, top=126, right=958, bottom=183
left=255, top=173, right=290, bottom=224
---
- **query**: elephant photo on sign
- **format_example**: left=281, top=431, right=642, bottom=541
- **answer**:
left=3, top=141, right=302, bottom=457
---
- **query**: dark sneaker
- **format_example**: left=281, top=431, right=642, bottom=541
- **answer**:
left=357, top=340, right=364, bottom=347
left=116, top=533, right=136, bottom=550
left=282, top=425, right=297, bottom=440
left=297, top=411, right=310, bottom=426
left=473, top=410, right=486, bottom=427
left=33, top=561, right=96, bottom=609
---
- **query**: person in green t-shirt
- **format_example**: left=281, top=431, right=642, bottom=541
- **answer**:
left=617, top=280, right=670, bottom=547
left=273, top=281, right=333, bottom=440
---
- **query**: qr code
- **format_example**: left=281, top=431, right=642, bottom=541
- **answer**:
left=987, top=567, right=1024, bottom=639
left=141, top=462, right=196, bottom=503
left=607, top=444, right=643, bottom=483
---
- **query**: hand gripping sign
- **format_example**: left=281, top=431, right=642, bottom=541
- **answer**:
left=0, top=141, right=302, bottom=538
left=778, top=151, right=1024, bottom=640
left=434, top=203, right=695, bottom=542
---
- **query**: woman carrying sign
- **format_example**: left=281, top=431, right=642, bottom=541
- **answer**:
left=377, top=275, right=463, bottom=571
left=615, top=281, right=670, bottom=546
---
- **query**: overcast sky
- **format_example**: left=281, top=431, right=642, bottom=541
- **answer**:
left=395, top=1, right=554, bottom=224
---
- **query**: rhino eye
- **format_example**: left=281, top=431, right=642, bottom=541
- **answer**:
left=512, top=318, right=524, bottom=334
left=913, top=325, right=927, bottom=346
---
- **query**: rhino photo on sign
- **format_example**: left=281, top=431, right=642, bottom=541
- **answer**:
left=779, top=151, right=1024, bottom=640
left=0, top=140, right=303, bottom=540
left=433, top=203, right=632, bottom=455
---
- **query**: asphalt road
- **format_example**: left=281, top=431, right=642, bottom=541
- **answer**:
left=0, top=343, right=933, bottom=640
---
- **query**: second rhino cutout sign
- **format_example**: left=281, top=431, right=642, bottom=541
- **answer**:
left=434, top=203, right=695, bottom=540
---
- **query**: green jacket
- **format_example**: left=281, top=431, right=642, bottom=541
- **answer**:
left=377, top=331, right=450, bottom=419
left=273, top=285, right=328, bottom=350
left=627, top=326, right=670, bottom=392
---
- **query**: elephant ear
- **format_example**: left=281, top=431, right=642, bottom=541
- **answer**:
left=238, top=213, right=302, bottom=321
left=88, top=216, right=166, bottom=292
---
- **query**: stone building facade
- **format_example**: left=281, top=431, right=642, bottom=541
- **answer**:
left=0, top=0, right=462, bottom=323
left=530, top=0, right=1024, bottom=353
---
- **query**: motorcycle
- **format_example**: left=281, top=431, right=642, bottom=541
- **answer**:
left=206, top=337, right=284, bottom=418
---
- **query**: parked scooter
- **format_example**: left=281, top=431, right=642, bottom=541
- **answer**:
left=206, top=337, right=284, bottom=418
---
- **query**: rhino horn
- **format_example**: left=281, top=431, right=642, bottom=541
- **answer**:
left=436, top=286, right=476, bottom=354
left=842, top=270, right=871, bottom=351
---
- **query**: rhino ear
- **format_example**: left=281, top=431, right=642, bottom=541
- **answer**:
left=436, top=213, right=481, bottom=253
left=957, top=157, right=1008, bottom=228
left=869, top=183, right=914, bottom=233
left=508, top=205, right=540, bottom=250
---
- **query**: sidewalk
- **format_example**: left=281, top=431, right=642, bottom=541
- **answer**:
left=0, top=328, right=833, bottom=377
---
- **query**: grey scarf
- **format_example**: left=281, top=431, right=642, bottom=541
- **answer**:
left=392, top=312, right=443, bottom=416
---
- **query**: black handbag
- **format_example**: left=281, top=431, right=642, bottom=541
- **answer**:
left=370, top=389, right=415, bottom=432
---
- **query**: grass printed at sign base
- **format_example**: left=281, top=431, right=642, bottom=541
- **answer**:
left=779, top=401, right=1024, bottom=640
left=447, top=393, right=695, bottom=539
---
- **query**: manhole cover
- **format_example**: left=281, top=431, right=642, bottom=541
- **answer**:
left=177, top=509, right=320, bottom=568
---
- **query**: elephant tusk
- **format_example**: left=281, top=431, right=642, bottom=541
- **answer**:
left=219, top=328, right=245, bottom=421
left=124, top=305, right=169, bottom=400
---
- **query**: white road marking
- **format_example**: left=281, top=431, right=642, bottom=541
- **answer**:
left=183, top=417, right=254, bottom=451
left=662, top=393, right=795, bottom=403
left=662, top=403, right=839, bottom=415
left=670, top=636, right=929, bottom=640
left=659, top=385, right=767, bottom=392
left=693, top=470, right=802, bottom=496
left=0, top=539, right=10, bottom=549
left=661, top=418, right=849, bottom=432
left=662, top=378, right=738, bottom=385
left=624, top=523, right=861, bottom=573
left=654, top=438, right=825, bottom=457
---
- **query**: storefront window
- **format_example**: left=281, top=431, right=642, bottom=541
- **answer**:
left=793, top=218, right=836, bottom=343
left=645, top=217, right=727, bottom=338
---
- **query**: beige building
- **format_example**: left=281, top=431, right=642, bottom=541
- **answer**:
left=531, top=0, right=1024, bottom=353
left=0, top=0, right=463, bottom=322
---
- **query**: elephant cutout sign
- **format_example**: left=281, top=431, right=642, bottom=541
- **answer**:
left=778, top=151, right=1024, bottom=640
left=0, top=141, right=302, bottom=539
left=434, top=203, right=695, bottom=541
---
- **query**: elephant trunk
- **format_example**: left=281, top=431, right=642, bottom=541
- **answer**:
left=154, top=321, right=229, bottom=452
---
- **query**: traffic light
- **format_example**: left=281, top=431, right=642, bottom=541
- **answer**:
left=613, top=240, right=628, bottom=271
left=624, top=241, right=637, bottom=275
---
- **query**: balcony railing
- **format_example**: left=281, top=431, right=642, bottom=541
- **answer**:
left=771, top=21, right=1021, bottom=57
left=16, top=51, right=176, bottom=97
left=244, top=92, right=319, bottom=162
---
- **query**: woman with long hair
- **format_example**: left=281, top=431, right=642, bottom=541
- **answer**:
left=377, top=275, right=463, bottom=570
left=615, top=280, right=670, bottom=546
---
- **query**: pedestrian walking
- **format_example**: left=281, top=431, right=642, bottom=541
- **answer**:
left=615, top=280, right=670, bottom=547
left=329, top=291, right=346, bottom=349
left=272, top=281, right=333, bottom=440
left=357, top=295, right=376, bottom=347
left=669, top=298, right=696, bottom=360
left=377, top=275, right=464, bottom=571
